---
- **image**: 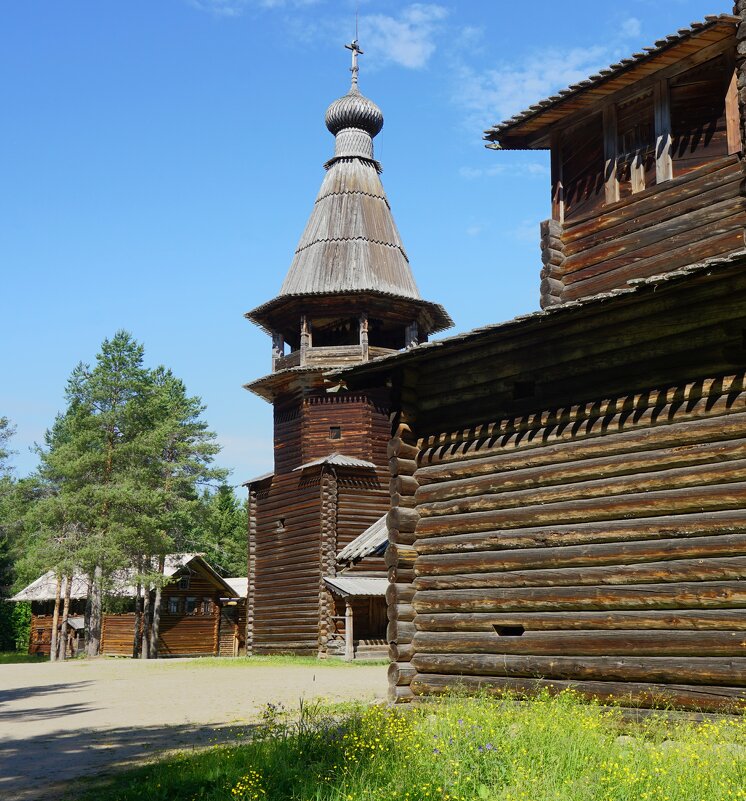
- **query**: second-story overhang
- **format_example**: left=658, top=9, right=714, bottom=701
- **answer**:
left=486, top=14, right=737, bottom=151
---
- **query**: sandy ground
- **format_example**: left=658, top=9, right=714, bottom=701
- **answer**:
left=0, top=658, right=387, bottom=801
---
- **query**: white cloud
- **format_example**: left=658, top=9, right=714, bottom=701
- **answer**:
left=620, top=17, right=642, bottom=39
left=459, top=162, right=549, bottom=180
left=360, top=4, right=448, bottom=70
left=465, top=224, right=483, bottom=237
left=454, top=44, right=611, bottom=130
left=189, top=0, right=319, bottom=17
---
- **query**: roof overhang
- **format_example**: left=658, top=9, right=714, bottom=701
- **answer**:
left=331, top=250, right=746, bottom=389
left=486, top=14, right=737, bottom=149
left=324, top=576, right=388, bottom=598
left=245, top=290, right=452, bottom=340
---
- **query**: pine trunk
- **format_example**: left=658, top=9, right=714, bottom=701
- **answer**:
left=49, top=574, right=62, bottom=663
left=132, top=580, right=142, bottom=658
left=58, top=575, right=72, bottom=661
left=140, top=587, right=151, bottom=659
left=86, top=564, right=103, bottom=657
left=149, top=555, right=166, bottom=659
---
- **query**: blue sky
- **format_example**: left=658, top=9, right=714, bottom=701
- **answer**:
left=1, top=0, right=730, bottom=485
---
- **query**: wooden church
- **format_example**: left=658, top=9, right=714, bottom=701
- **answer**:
left=243, top=42, right=451, bottom=658
left=337, top=9, right=746, bottom=709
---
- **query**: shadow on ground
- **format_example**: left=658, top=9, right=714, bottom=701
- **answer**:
left=0, top=721, right=256, bottom=801
left=0, top=681, right=92, bottom=706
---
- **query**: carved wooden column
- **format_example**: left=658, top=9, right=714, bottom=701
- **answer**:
left=360, top=312, right=369, bottom=362
left=405, top=321, right=419, bottom=349
left=344, top=599, right=354, bottom=661
left=271, top=332, right=284, bottom=372
left=300, top=315, right=311, bottom=366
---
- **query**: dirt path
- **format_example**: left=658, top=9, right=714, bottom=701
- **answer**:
left=0, top=658, right=387, bottom=800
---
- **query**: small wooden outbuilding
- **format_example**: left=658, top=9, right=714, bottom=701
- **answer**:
left=13, top=554, right=248, bottom=658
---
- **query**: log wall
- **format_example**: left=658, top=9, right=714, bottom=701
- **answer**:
left=406, top=372, right=746, bottom=712
left=552, top=154, right=746, bottom=304
left=250, top=472, right=323, bottom=654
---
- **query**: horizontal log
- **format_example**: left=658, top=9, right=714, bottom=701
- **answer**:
left=389, top=641, right=415, bottom=662
left=388, top=603, right=415, bottom=622
left=387, top=507, right=419, bottom=534
left=412, top=630, right=746, bottom=657
left=386, top=582, right=415, bottom=606
left=390, top=493, right=417, bottom=509
left=415, top=510, right=746, bottom=555
left=388, top=567, right=415, bottom=584
left=389, top=685, right=415, bottom=703
left=419, top=458, right=746, bottom=519
left=562, top=157, right=740, bottom=242
left=388, top=528, right=416, bottom=546
left=416, top=437, right=746, bottom=506
left=385, top=544, right=416, bottom=570
left=412, top=580, right=746, bottom=614
left=387, top=619, right=416, bottom=644
left=409, top=673, right=746, bottom=713
left=387, top=438, right=420, bottom=460
left=416, top=534, right=746, bottom=575
left=415, top=609, right=746, bottom=633
left=413, top=557, right=746, bottom=592
left=417, top=394, right=746, bottom=477
left=388, top=661, right=416, bottom=686
left=389, top=457, right=417, bottom=477
left=390, top=475, right=420, bottom=496
left=415, top=483, right=746, bottom=537
left=410, top=653, right=746, bottom=686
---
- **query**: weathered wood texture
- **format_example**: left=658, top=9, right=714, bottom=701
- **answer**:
left=554, top=155, right=746, bottom=303
left=535, top=46, right=745, bottom=308
left=405, top=372, right=746, bottom=711
left=385, top=410, right=420, bottom=702
left=249, top=387, right=391, bottom=655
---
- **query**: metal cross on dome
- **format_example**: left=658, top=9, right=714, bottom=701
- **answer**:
left=345, top=39, right=363, bottom=89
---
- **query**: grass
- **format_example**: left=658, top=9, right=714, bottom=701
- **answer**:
left=75, top=691, right=746, bottom=801
left=0, top=651, right=45, bottom=664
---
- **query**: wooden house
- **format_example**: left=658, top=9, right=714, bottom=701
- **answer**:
left=243, top=42, right=451, bottom=658
left=335, top=10, right=746, bottom=711
left=13, top=554, right=248, bottom=658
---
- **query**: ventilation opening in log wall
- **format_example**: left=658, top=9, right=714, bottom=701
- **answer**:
left=494, top=625, right=525, bottom=637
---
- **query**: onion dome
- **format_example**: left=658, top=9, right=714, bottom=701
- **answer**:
left=325, top=89, right=384, bottom=138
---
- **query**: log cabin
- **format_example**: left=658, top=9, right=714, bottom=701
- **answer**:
left=333, top=9, right=746, bottom=711
left=13, top=554, right=248, bottom=658
left=242, top=41, right=451, bottom=658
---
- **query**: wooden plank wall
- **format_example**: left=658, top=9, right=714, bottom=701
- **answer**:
left=550, top=154, right=745, bottom=304
left=406, top=373, right=746, bottom=712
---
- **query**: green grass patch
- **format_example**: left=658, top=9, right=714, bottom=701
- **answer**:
left=75, top=691, right=746, bottom=801
left=0, top=651, right=45, bottom=664
left=167, top=655, right=388, bottom=669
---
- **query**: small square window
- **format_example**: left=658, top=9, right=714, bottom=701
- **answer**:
left=329, top=426, right=342, bottom=440
left=178, top=576, right=190, bottom=591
